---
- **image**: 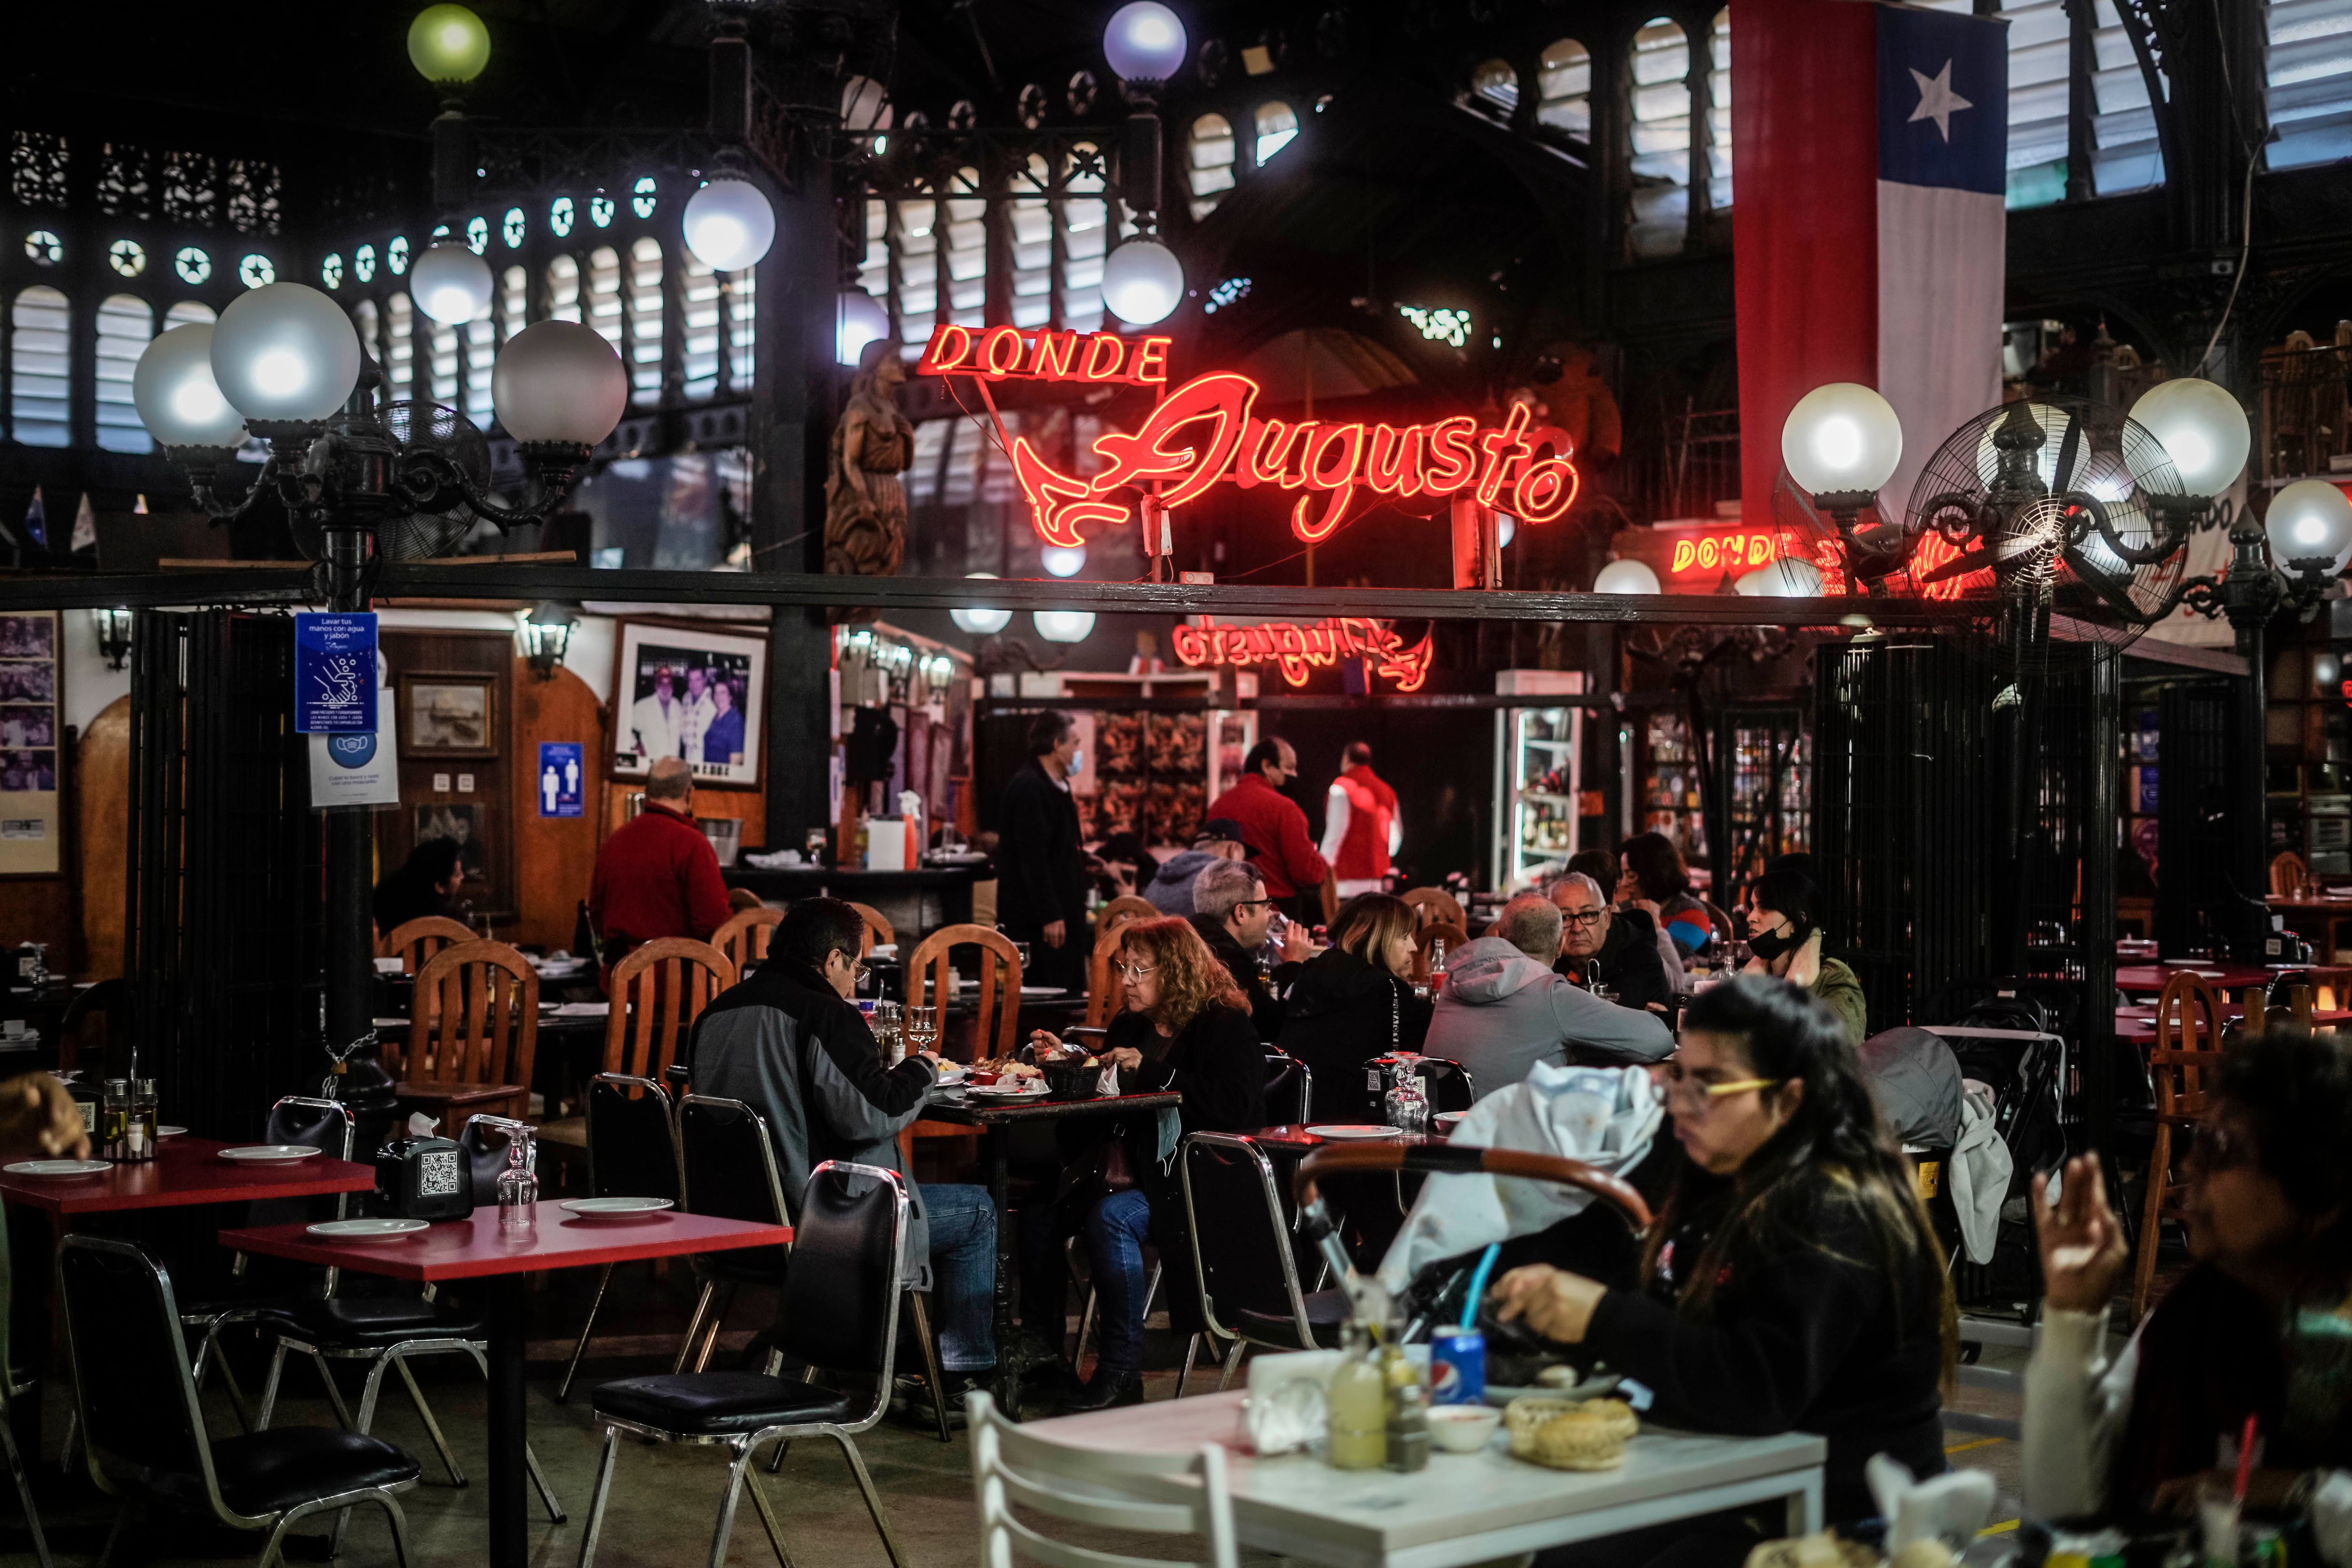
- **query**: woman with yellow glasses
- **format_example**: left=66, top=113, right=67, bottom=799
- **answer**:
left=1492, top=976, right=1955, bottom=1566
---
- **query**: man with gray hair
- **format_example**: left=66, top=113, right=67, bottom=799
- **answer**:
left=1188, top=857, right=1311, bottom=1039
left=1421, top=892, right=1672, bottom=1097
left=1552, top=871, right=1673, bottom=1012
left=588, top=755, right=733, bottom=979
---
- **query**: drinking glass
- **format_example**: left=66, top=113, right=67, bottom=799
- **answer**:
left=805, top=828, right=829, bottom=866
left=872, top=1001, right=905, bottom=1064
left=905, top=1005, right=939, bottom=1058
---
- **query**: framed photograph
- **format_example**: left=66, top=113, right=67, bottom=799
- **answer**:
left=611, top=621, right=765, bottom=786
left=0, top=609, right=60, bottom=876
left=412, top=802, right=489, bottom=886
left=399, top=672, right=498, bottom=757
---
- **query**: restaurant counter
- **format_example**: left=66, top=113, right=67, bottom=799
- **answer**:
left=722, top=860, right=989, bottom=936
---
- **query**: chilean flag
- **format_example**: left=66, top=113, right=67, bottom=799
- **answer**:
left=1734, top=0, right=2008, bottom=521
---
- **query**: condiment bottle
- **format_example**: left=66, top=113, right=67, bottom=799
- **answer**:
left=1385, top=1379, right=1431, bottom=1472
left=101, top=1079, right=129, bottom=1159
left=1326, top=1323, right=1386, bottom=1470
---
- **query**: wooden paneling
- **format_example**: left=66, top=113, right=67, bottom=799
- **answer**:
left=378, top=631, right=514, bottom=922
left=76, top=697, right=129, bottom=980
left=509, top=661, right=605, bottom=950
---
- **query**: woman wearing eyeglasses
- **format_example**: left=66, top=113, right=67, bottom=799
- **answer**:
left=1019, top=916, right=1266, bottom=1411
left=2024, top=1028, right=2352, bottom=1527
left=1489, top=976, right=1955, bottom=1553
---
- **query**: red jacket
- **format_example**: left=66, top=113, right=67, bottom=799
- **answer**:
left=1331, top=764, right=1397, bottom=882
left=1205, top=773, right=1328, bottom=901
left=589, top=801, right=732, bottom=971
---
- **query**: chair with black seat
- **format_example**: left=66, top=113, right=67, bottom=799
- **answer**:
left=1262, top=1051, right=1311, bottom=1127
left=59, top=1235, right=420, bottom=1568
left=577, top=1160, right=914, bottom=1568
left=1412, top=1056, right=1476, bottom=1114
left=1178, top=1132, right=1349, bottom=1393
left=673, top=1095, right=794, bottom=1377
left=556, top=1074, right=683, bottom=1401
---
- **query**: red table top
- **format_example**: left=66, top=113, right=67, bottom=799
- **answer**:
left=2114, top=963, right=2352, bottom=993
left=0, top=1137, right=377, bottom=1216
left=1244, top=1123, right=1446, bottom=1152
left=218, top=1207, right=791, bottom=1282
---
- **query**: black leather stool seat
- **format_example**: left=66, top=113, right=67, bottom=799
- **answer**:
left=259, top=1296, right=485, bottom=1348
left=149, top=1430, right=421, bottom=1517
left=592, top=1372, right=862, bottom=1436
left=1232, top=1288, right=1351, bottom=1349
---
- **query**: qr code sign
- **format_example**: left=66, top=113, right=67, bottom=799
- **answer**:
left=417, top=1149, right=462, bottom=1198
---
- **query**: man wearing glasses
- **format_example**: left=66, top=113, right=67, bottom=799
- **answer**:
left=1189, top=858, right=1313, bottom=1039
left=1551, top=872, right=1673, bottom=1012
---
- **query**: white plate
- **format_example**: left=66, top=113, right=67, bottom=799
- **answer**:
left=218, top=1145, right=324, bottom=1163
left=966, top=1082, right=1049, bottom=1099
left=305, top=1218, right=429, bottom=1241
left=560, top=1198, right=676, bottom=1217
left=932, top=1066, right=968, bottom=1083
left=1304, top=1125, right=1403, bottom=1140
left=156, top=1125, right=187, bottom=1138
left=3, top=1159, right=109, bottom=1177
left=1433, top=1112, right=1465, bottom=1130
left=1019, top=985, right=1065, bottom=998
left=869, top=943, right=898, bottom=959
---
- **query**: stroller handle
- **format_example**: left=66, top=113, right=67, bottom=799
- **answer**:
left=1293, top=1143, right=1653, bottom=1232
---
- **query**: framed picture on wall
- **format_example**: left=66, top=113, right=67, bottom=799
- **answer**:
left=413, top=802, right=490, bottom=887
left=399, top=672, right=498, bottom=758
left=611, top=621, right=765, bottom=787
left=0, top=610, right=62, bottom=876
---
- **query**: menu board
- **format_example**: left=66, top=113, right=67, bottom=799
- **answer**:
left=0, top=612, right=60, bottom=875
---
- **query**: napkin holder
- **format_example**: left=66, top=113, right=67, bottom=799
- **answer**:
left=373, top=1135, right=475, bottom=1220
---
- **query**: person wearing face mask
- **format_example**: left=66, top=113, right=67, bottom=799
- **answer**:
left=1740, top=868, right=1867, bottom=1047
left=1491, top=976, right=1955, bottom=1555
left=1279, top=894, right=1433, bottom=1120
left=1205, top=738, right=1329, bottom=922
left=2024, top=1030, right=2352, bottom=1530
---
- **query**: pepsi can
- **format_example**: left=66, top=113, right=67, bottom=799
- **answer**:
left=1429, top=1329, right=1485, bottom=1406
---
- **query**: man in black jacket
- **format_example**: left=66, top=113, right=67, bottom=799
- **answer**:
left=1188, top=858, right=1311, bottom=1041
left=1551, top=871, right=1674, bottom=1013
left=995, top=710, right=1089, bottom=992
left=687, top=898, right=999, bottom=1401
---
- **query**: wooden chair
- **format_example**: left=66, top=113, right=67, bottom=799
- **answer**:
left=2273, top=851, right=2313, bottom=897
left=847, top=901, right=896, bottom=953
left=711, top=906, right=781, bottom=975
left=604, top=939, right=736, bottom=1084
left=1401, top=887, right=1465, bottom=931
left=1413, top=921, right=1470, bottom=984
left=1700, top=899, right=1738, bottom=950
left=906, top=923, right=1024, bottom=1063
left=1085, top=923, right=1135, bottom=1029
left=1096, top=895, right=1160, bottom=934
left=2131, top=971, right=2225, bottom=1321
left=377, top=915, right=475, bottom=975
left=399, top=940, right=539, bottom=1123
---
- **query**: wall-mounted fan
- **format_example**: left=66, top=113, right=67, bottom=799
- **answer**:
left=286, top=400, right=491, bottom=563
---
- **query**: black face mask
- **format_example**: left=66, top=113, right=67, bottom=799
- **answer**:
left=1745, top=913, right=1811, bottom=963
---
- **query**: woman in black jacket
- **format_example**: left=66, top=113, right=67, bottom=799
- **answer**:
left=1494, top=977, right=1954, bottom=1560
left=1279, top=894, right=1431, bottom=1121
left=1023, top=916, right=1263, bottom=1410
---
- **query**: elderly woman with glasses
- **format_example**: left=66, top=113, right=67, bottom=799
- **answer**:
left=1019, top=916, right=1265, bottom=1412
left=2025, top=1028, right=2352, bottom=1528
left=1489, top=976, right=1954, bottom=1559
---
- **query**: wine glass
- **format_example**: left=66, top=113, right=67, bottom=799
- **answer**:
left=905, top=1005, right=939, bottom=1058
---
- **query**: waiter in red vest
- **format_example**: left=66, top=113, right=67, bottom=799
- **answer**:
left=1319, top=741, right=1400, bottom=900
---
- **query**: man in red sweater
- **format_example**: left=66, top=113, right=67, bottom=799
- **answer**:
left=589, top=756, right=732, bottom=979
left=1205, top=737, right=1328, bottom=920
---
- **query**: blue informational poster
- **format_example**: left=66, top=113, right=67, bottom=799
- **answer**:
left=293, top=613, right=378, bottom=734
left=538, top=742, right=585, bottom=818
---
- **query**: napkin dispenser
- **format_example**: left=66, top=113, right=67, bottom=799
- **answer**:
left=373, top=1136, right=475, bottom=1220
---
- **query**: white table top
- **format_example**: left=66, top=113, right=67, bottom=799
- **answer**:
left=1024, top=1391, right=1827, bottom=1568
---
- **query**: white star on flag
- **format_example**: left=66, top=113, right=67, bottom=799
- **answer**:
left=1907, top=58, right=1972, bottom=141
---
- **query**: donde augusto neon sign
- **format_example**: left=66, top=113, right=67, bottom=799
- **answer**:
left=1170, top=617, right=1434, bottom=692
left=915, top=324, right=1581, bottom=549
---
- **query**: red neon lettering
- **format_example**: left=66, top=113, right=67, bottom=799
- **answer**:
left=977, top=325, right=1026, bottom=379
left=1275, top=423, right=1320, bottom=490
left=1473, top=402, right=1533, bottom=509
left=1365, top=425, right=1425, bottom=498
left=1670, top=540, right=1697, bottom=574
left=1130, top=338, right=1171, bottom=384
left=1010, top=438, right=1125, bottom=549
left=1423, top=416, right=1478, bottom=493
left=1089, top=372, right=1256, bottom=507
left=1079, top=334, right=1128, bottom=381
left=915, top=324, right=973, bottom=376
left=1291, top=486, right=1356, bottom=544
left=1171, top=618, right=1435, bottom=693
left=1235, top=419, right=1302, bottom=489
left=1303, top=424, right=1364, bottom=490
left=1030, top=330, right=1081, bottom=379
left=1512, top=451, right=1579, bottom=524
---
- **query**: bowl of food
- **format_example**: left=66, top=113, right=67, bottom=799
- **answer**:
left=1503, top=1396, right=1638, bottom=1470
left=1039, top=1052, right=1100, bottom=1100
left=1427, top=1403, right=1502, bottom=1453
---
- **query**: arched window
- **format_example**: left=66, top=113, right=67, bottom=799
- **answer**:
left=2089, top=0, right=2163, bottom=192
left=546, top=255, right=581, bottom=324
left=1709, top=9, right=1733, bottom=210
left=894, top=189, right=938, bottom=347
left=499, top=265, right=526, bottom=342
left=725, top=266, right=755, bottom=390
left=626, top=236, right=664, bottom=406
left=682, top=253, right=720, bottom=399
left=350, top=299, right=379, bottom=386
left=9, top=287, right=72, bottom=447
left=942, top=167, right=987, bottom=329
left=1469, top=60, right=1519, bottom=119
left=463, top=303, right=495, bottom=425
left=1628, top=17, right=1693, bottom=257
left=1537, top=39, right=1593, bottom=140
left=2265, top=0, right=2352, bottom=168
left=429, top=318, right=460, bottom=407
left=587, top=246, right=622, bottom=350
left=385, top=292, right=414, bottom=401
left=1187, top=114, right=1236, bottom=218
left=1060, top=142, right=1109, bottom=334
left=1011, top=155, right=1053, bottom=329
left=165, top=300, right=216, bottom=329
left=1255, top=101, right=1299, bottom=163
left=2002, top=0, right=2070, bottom=207
left=95, top=293, right=154, bottom=453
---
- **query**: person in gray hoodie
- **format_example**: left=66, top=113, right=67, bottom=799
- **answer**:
left=1422, top=894, right=1674, bottom=1097
left=1142, top=818, right=1249, bottom=916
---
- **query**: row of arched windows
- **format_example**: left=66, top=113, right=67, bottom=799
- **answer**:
left=5, top=286, right=216, bottom=452
left=1184, top=102, right=1303, bottom=220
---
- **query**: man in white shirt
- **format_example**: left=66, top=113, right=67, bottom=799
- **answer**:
left=677, top=666, right=718, bottom=765
left=628, top=665, right=686, bottom=763
left=1319, top=741, right=1402, bottom=899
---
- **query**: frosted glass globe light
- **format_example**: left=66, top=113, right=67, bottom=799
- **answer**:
left=1103, top=239, right=1184, bottom=326
left=1104, top=0, right=1189, bottom=82
left=1041, top=544, right=1087, bottom=578
left=210, top=282, right=363, bottom=422
left=412, top=241, right=494, bottom=325
left=836, top=290, right=890, bottom=367
left=492, top=320, right=628, bottom=444
left=1737, top=557, right=1826, bottom=597
left=1035, top=610, right=1097, bottom=644
left=682, top=180, right=776, bottom=271
left=950, top=574, right=1013, bottom=636
left=2129, top=377, right=2251, bottom=496
left=1780, top=382, right=1903, bottom=496
left=1592, top=558, right=1661, bottom=595
left=2267, top=478, right=2352, bottom=573
left=408, top=4, right=491, bottom=84
left=133, top=324, right=247, bottom=446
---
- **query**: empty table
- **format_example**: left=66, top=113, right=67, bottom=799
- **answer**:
left=0, top=1137, right=375, bottom=1217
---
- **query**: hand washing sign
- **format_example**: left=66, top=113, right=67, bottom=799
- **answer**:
left=294, top=613, right=378, bottom=733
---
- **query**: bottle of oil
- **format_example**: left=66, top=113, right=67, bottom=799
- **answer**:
left=1326, top=1322, right=1386, bottom=1470
left=1377, top=1322, right=1429, bottom=1472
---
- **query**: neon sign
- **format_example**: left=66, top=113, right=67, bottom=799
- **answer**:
left=1668, top=530, right=1782, bottom=576
left=916, top=325, right=1579, bottom=550
left=1172, top=618, right=1434, bottom=691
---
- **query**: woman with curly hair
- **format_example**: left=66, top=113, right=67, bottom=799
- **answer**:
left=1021, top=916, right=1265, bottom=1410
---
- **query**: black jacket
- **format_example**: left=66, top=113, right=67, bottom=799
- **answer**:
left=1187, top=915, right=1288, bottom=1042
left=995, top=757, right=1086, bottom=930
left=1553, top=907, right=1674, bottom=1013
left=1278, top=946, right=1431, bottom=1121
left=1582, top=1173, right=1947, bottom=1521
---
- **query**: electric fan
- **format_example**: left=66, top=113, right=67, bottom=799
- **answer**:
left=286, top=400, right=492, bottom=563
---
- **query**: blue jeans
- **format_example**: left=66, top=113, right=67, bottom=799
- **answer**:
left=923, top=1182, right=997, bottom=1372
left=1085, top=1189, right=1154, bottom=1377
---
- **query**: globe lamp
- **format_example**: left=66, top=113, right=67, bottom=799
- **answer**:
left=2129, top=377, right=2252, bottom=498
left=210, top=283, right=364, bottom=422
left=492, top=320, right=628, bottom=444
left=1780, top=383, right=1903, bottom=499
left=1103, top=239, right=1184, bottom=326
left=682, top=179, right=777, bottom=271
left=950, top=574, right=1014, bottom=636
left=1034, top=610, right=1097, bottom=644
left=133, top=324, right=247, bottom=447
left=412, top=241, right=494, bottom=325
left=1104, top=1, right=1189, bottom=84
left=836, top=290, right=890, bottom=367
left=1040, top=544, right=1087, bottom=578
left=408, top=4, right=491, bottom=85
left=1592, top=558, right=1661, bottom=595
left=2267, top=479, right=2352, bottom=574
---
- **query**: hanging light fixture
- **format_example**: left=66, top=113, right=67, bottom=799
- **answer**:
left=1103, top=1, right=1189, bottom=85
left=1592, top=558, right=1661, bottom=595
left=1034, top=610, right=1097, bottom=643
left=950, top=573, right=1014, bottom=635
left=412, top=240, right=495, bottom=325
left=1039, top=544, right=1087, bottom=578
left=682, top=177, right=777, bottom=271
left=407, top=2, right=491, bottom=85
left=1103, top=239, right=1184, bottom=326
